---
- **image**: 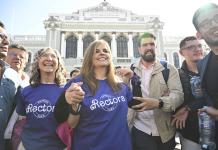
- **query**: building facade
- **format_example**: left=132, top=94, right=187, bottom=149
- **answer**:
left=11, top=1, right=209, bottom=73
left=42, top=1, right=165, bottom=71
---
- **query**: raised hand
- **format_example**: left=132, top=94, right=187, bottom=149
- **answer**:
left=65, top=82, right=85, bottom=105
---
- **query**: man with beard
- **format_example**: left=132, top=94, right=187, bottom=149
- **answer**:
left=0, top=21, right=21, bottom=149
left=192, top=3, right=218, bottom=149
left=128, top=32, right=183, bottom=150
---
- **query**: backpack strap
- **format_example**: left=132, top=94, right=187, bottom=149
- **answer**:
left=160, top=60, right=169, bottom=84
left=130, top=63, right=135, bottom=72
left=130, top=63, right=142, bottom=98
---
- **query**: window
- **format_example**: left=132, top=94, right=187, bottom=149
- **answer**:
left=173, top=52, right=180, bottom=68
left=133, top=35, right=140, bottom=58
left=83, top=34, right=95, bottom=55
left=164, top=52, right=168, bottom=61
left=117, top=35, right=128, bottom=57
left=100, top=35, right=111, bottom=48
left=66, top=35, right=78, bottom=58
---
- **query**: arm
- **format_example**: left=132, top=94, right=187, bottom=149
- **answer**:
left=54, top=82, right=84, bottom=127
left=54, top=91, right=70, bottom=123
left=171, top=68, right=206, bottom=129
left=131, top=97, right=159, bottom=111
left=171, top=106, right=190, bottom=129
left=65, top=82, right=84, bottom=128
left=199, top=106, right=218, bottom=120
left=117, top=68, right=134, bottom=84
left=67, top=108, right=80, bottom=128
left=1, top=68, right=21, bottom=114
left=130, top=64, right=184, bottom=112
left=160, top=64, right=184, bottom=112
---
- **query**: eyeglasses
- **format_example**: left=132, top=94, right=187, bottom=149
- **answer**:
left=198, top=14, right=218, bottom=29
left=0, top=32, right=8, bottom=43
left=181, top=44, right=203, bottom=51
left=7, top=52, right=26, bottom=60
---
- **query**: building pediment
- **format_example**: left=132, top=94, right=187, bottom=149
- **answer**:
left=78, top=0, right=134, bottom=17
left=44, top=0, right=164, bottom=30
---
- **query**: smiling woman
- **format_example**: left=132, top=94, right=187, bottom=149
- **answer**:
left=15, top=47, right=67, bottom=150
left=30, top=47, right=66, bottom=86
left=54, top=40, right=134, bottom=150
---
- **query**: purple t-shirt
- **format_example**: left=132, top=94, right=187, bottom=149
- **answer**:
left=16, top=84, right=65, bottom=150
left=66, top=77, right=133, bottom=150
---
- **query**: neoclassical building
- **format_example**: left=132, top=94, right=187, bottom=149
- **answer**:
left=11, top=1, right=209, bottom=73
left=43, top=0, right=166, bottom=70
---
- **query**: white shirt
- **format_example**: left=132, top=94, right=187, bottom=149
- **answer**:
left=133, top=62, right=159, bottom=136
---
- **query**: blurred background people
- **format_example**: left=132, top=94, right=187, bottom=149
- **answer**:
left=69, top=68, right=80, bottom=79
left=5, top=43, right=29, bottom=86
left=4, top=43, right=30, bottom=150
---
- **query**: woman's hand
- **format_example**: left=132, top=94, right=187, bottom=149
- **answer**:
left=118, top=68, right=134, bottom=79
left=65, top=82, right=85, bottom=107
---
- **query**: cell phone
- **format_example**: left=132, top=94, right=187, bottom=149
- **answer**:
left=128, top=99, right=142, bottom=108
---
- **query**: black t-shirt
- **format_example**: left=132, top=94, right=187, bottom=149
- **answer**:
left=205, top=52, right=218, bottom=108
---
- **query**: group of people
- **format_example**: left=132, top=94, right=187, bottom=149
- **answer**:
left=0, top=2, right=218, bottom=150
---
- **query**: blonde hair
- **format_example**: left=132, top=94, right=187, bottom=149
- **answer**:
left=81, top=40, right=121, bottom=95
left=29, top=47, right=66, bottom=87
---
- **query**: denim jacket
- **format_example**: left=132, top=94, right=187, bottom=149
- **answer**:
left=0, top=59, right=20, bottom=149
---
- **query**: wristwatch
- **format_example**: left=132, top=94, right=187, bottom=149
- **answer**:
left=158, top=99, right=164, bottom=109
left=69, top=103, right=81, bottom=115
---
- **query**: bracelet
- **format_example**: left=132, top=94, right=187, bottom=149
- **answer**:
left=69, top=103, right=81, bottom=115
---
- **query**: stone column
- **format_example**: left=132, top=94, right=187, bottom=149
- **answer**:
left=111, top=32, right=117, bottom=57
left=60, top=32, right=66, bottom=58
left=154, top=30, right=159, bottom=58
left=50, top=29, right=56, bottom=49
left=128, top=33, right=133, bottom=57
left=55, top=30, right=61, bottom=52
left=150, top=17, right=164, bottom=59
left=158, top=30, right=164, bottom=58
left=77, top=32, right=83, bottom=58
left=95, top=32, right=99, bottom=40
left=45, top=29, right=51, bottom=47
left=47, top=29, right=53, bottom=47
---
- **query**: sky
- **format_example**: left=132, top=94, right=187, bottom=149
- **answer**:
left=1, top=0, right=217, bottom=36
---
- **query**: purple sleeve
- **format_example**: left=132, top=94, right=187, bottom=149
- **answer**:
left=123, top=83, right=133, bottom=103
left=64, top=76, right=82, bottom=90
